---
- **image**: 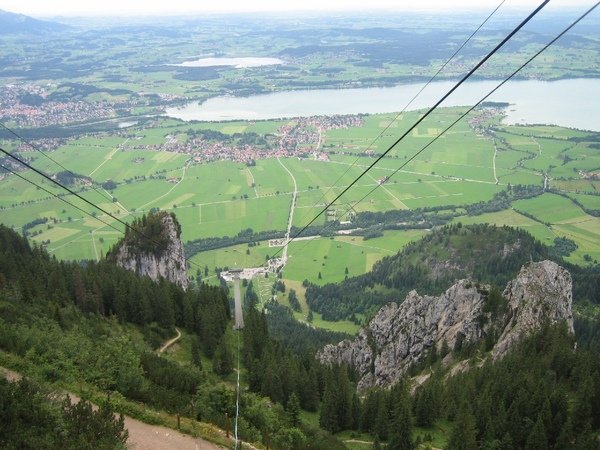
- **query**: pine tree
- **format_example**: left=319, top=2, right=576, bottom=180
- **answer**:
left=387, top=383, right=414, bottom=450
left=319, top=375, right=340, bottom=433
left=525, top=416, right=548, bottom=450
left=447, top=403, right=477, bottom=450
left=372, top=436, right=382, bottom=450
left=302, top=366, right=320, bottom=412
left=286, top=392, right=301, bottom=427
left=191, top=336, right=202, bottom=369
left=261, top=359, right=285, bottom=404
left=440, top=339, right=450, bottom=358
left=573, top=375, right=594, bottom=434
left=499, top=431, right=514, bottom=450
left=336, top=365, right=353, bottom=430
left=360, top=389, right=380, bottom=433
left=212, top=339, right=233, bottom=376
left=351, top=392, right=361, bottom=430
left=414, top=385, right=435, bottom=427
left=373, top=395, right=389, bottom=441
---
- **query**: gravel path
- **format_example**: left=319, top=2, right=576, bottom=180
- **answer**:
left=159, top=327, right=182, bottom=354
left=123, top=417, right=223, bottom=450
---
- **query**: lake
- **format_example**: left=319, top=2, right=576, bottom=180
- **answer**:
left=165, top=78, right=600, bottom=131
left=171, top=57, right=284, bottom=68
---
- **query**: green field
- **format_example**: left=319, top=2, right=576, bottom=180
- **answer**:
left=187, top=229, right=426, bottom=285
left=513, top=193, right=600, bottom=263
left=2, top=112, right=599, bottom=273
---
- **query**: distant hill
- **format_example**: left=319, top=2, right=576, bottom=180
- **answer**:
left=0, top=9, right=68, bottom=34
left=305, top=223, right=600, bottom=321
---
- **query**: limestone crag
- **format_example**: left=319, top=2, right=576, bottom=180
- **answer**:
left=111, top=213, right=189, bottom=289
left=493, top=260, right=573, bottom=359
left=317, top=260, right=572, bottom=390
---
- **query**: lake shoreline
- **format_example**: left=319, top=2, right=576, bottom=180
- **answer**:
left=165, top=78, right=600, bottom=131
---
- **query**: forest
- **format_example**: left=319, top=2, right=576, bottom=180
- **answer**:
left=0, top=224, right=343, bottom=448
left=1, top=222, right=600, bottom=449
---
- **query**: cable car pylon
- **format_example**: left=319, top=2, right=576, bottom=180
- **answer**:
left=229, top=268, right=244, bottom=330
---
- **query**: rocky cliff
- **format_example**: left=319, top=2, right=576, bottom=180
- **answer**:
left=108, top=211, right=189, bottom=290
left=317, top=260, right=572, bottom=390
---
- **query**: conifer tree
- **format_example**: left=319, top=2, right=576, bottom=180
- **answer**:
left=387, top=383, right=414, bottom=450
left=360, top=389, right=381, bottom=433
left=319, top=374, right=340, bottom=433
left=286, top=392, right=301, bottom=428
left=447, top=403, right=477, bottom=450
left=351, top=391, right=361, bottom=430
left=525, top=416, right=548, bottom=450
left=373, top=395, right=389, bottom=441
left=573, top=375, right=594, bottom=434
left=372, top=436, right=382, bottom=450
left=191, top=336, right=202, bottom=369
left=414, top=384, right=435, bottom=427
left=212, top=339, right=233, bottom=376
left=336, top=365, right=353, bottom=430
left=302, top=366, right=320, bottom=412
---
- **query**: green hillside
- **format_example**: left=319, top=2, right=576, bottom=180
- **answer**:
left=305, top=223, right=600, bottom=322
left=0, top=224, right=350, bottom=449
left=2, top=222, right=600, bottom=449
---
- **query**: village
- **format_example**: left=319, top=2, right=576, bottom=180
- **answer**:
left=0, top=84, right=121, bottom=128
left=116, top=114, right=365, bottom=163
left=1, top=81, right=366, bottom=165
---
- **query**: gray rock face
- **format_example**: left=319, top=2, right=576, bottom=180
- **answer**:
left=112, top=214, right=189, bottom=290
left=493, top=260, right=573, bottom=359
left=317, top=261, right=572, bottom=390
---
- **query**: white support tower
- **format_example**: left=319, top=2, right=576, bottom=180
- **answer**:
left=230, top=269, right=244, bottom=330
left=220, top=267, right=270, bottom=328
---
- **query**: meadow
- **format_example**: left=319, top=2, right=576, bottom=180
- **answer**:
left=2, top=108, right=600, bottom=335
left=3, top=110, right=599, bottom=265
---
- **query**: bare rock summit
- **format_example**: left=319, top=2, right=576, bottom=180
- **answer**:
left=317, top=260, right=572, bottom=390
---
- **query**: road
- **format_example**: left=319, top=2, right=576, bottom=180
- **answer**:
left=530, top=136, right=549, bottom=190
left=89, top=138, right=129, bottom=176
left=246, top=167, right=259, bottom=198
left=138, top=159, right=191, bottom=211
left=366, top=171, right=408, bottom=209
left=277, top=157, right=298, bottom=265
left=326, top=158, right=501, bottom=185
left=492, top=138, right=499, bottom=184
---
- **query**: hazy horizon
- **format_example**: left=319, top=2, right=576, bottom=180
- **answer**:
left=0, top=0, right=594, bottom=18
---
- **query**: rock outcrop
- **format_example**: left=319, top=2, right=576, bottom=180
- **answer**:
left=317, top=260, right=572, bottom=390
left=493, top=260, right=573, bottom=359
left=109, top=212, right=189, bottom=290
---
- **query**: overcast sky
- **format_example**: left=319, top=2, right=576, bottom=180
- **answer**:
left=0, top=0, right=593, bottom=17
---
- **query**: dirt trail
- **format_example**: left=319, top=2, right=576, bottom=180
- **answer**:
left=122, top=417, right=223, bottom=450
left=0, top=365, right=224, bottom=450
left=0, top=366, right=21, bottom=382
left=159, top=327, right=182, bottom=354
